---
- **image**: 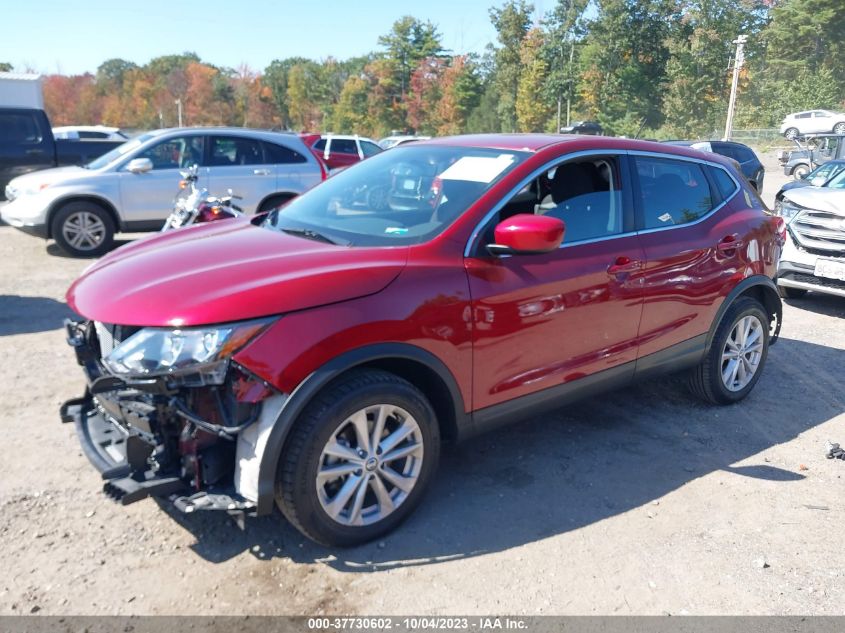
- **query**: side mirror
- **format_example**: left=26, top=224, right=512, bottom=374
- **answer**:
left=487, top=214, right=565, bottom=256
left=126, top=158, right=153, bottom=174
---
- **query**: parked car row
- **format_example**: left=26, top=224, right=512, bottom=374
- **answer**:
left=2, top=127, right=325, bottom=256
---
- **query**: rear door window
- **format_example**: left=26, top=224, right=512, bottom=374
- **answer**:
left=634, top=157, right=714, bottom=228
left=331, top=138, right=358, bottom=155
left=209, top=136, right=264, bottom=166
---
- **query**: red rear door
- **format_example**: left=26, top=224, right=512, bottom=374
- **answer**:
left=631, top=153, right=751, bottom=357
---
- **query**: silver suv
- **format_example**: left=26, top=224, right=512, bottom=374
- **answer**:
left=2, top=127, right=324, bottom=256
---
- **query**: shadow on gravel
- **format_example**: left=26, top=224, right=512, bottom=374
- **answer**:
left=161, top=335, right=844, bottom=571
left=46, top=238, right=134, bottom=259
left=781, top=294, right=845, bottom=319
left=0, top=295, right=76, bottom=335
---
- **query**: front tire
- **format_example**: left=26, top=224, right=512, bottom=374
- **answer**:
left=51, top=201, right=115, bottom=257
left=833, top=122, right=845, bottom=135
left=689, top=297, right=769, bottom=405
left=276, top=369, right=440, bottom=547
left=792, top=164, right=810, bottom=180
left=784, top=127, right=799, bottom=140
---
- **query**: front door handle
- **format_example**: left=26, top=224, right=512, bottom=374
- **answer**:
left=253, top=168, right=271, bottom=176
left=607, top=256, right=642, bottom=275
left=717, top=235, right=744, bottom=251
left=26, top=148, right=44, bottom=155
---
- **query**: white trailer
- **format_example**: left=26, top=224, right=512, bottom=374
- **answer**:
left=0, top=72, right=44, bottom=109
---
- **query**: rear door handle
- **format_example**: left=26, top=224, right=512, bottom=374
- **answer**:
left=253, top=168, right=271, bottom=176
left=25, top=148, right=44, bottom=155
left=607, top=256, right=642, bottom=275
left=717, top=235, right=744, bottom=251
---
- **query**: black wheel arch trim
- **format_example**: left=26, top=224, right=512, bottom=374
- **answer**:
left=706, top=275, right=782, bottom=351
left=254, top=342, right=468, bottom=515
left=257, top=191, right=299, bottom=213
left=47, top=195, right=121, bottom=237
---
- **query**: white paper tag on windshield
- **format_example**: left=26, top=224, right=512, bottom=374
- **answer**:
left=438, top=154, right=515, bottom=183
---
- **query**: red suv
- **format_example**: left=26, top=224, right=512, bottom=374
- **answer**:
left=61, top=135, right=784, bottom=546
left=300, top=133, right=383, bottom=170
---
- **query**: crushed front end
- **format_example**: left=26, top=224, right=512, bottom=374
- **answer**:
left=60, top=318, right=284, bottom=519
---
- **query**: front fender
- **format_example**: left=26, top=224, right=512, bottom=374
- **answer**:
left=252, top=342, right=467, bottom=516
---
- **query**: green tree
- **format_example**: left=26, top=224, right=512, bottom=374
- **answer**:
left=490, top=0, right=534, bottom=132
left=542, top=0, right=589, bottom=130
left=578, top=0, right=675, bottom=136
left=264, top=57, right=311, bottom=129
left=377, top=16, right=445, bottom=103
left=661, top=0, right=769, bottom=137
left=331, top=75, right=373, bottom=134
left=0, top=62, right=14, bottom=72
left=516, top=28, right=553, bottom=131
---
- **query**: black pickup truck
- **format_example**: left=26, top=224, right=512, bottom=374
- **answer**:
left=0, top=108, right=125, bottom=199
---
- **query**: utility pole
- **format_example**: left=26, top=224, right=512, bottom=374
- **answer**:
left=175, top=98, right=183, bottom=128
left=566, top=42, right=574, bottom=128
left=723, top=34, right=747, bottom=141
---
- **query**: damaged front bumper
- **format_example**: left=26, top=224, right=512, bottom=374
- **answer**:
left=61, top=319, right=285, bottom=519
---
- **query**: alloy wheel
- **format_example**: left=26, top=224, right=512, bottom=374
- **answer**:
left=61, top=211, right=107, bottom=252
left=721, top=315, right=764, bottom=392
left=316, top=404, right=424, bottom=526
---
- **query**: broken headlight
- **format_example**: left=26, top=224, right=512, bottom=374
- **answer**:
left=103, top=318, right=273, bottom=384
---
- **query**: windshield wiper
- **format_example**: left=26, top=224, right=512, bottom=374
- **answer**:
left=280, top=227, right=344, bottom=246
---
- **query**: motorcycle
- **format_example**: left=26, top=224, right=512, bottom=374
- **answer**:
left=161, top=164, right=244, bottom=231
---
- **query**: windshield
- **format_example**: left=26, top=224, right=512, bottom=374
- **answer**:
left=264, top=145, right=528, bottom=247
left=85, top=133, right=156, bottom=169
left=826, top=168, right=845, bottom=189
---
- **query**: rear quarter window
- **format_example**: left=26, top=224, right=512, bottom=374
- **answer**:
left=709, top=166, right=739, bottom=201
left=263, top=141, right=307, bottom=164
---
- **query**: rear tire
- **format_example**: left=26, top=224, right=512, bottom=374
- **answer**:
left=689, top=297, right=769, bottom=405
left=276, top=369, right=440, bottom=547
left=51, top=201, right=115, bottom=258
left=778, top=285, right=807, bottom=299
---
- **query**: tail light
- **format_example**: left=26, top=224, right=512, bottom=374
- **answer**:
left=316, top=157, right=329, bottom=181
left=428, top=176, right=443, bottom=208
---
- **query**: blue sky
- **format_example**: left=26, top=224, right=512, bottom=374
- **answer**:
left=0, top=0, right=540, bottom=75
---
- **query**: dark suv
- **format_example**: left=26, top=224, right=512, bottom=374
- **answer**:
left=62, top=135, right=784, bottom=546
left=664, top=140, right=764, bottom=192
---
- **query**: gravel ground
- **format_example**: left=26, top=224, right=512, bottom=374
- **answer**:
left=0, top=151, right=843, bottom=616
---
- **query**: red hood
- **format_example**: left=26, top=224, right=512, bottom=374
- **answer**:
left=67, top=219, right=408, bottom=327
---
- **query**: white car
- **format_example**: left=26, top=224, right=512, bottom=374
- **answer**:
left=780, top=110, right=845, bottom=140
left=52, top=126, right=130, bottom=141
left=2, top=127, right=324, bottom=257
left=777, top=169, right=845, bottom=299
left=378, top=135, right=431, bottom=149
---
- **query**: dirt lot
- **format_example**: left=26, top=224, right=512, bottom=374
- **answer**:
left=0, top=151, right=843, bottom=616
